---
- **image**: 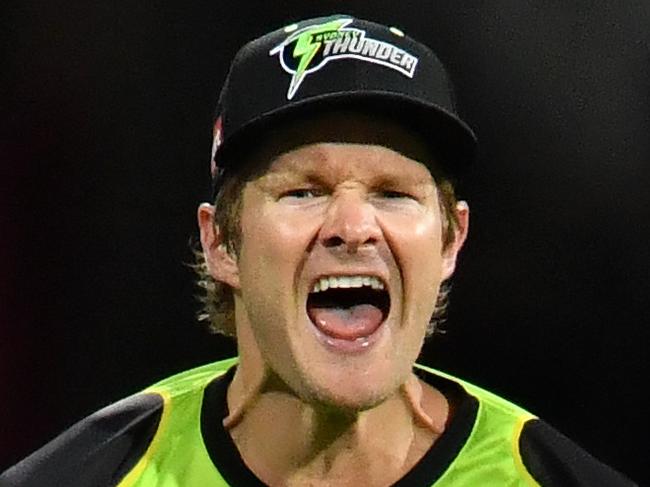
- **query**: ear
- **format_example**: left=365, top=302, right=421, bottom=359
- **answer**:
left=441, top=201, right=469, bottom=281
left=197, top=203, right=240, bottom=289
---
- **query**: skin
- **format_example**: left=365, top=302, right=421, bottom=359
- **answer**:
left=198, top=112, right=469, bottom=486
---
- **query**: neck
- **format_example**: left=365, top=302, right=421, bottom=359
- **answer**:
left=226, top=364, right=447, bottom=487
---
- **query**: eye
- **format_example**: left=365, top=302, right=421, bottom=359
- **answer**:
left=379, top=190, right=416, bottom=200
left=280, top=188, right=323, bottom=199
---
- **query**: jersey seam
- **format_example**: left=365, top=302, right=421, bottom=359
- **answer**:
left=512, top=415, right=542, bottom=487
left=116, top=390, right=172, bottom=487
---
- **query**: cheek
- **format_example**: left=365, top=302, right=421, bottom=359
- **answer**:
left=241, top=204, right=321, bottom=273
left=237, top=202, right=322, bottom=328
left=410, top=217, right=444, bottom=294
left=383, top=212, right=444, bottom=320
left=386, top=211, right=444, bottom=269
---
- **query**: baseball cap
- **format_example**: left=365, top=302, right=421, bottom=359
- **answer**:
left=210, top=14, right=477, bottom=195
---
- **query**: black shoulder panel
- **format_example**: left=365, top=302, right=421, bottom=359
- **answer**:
left=0, top=393, right=163, bottom=487
left=519, top=419, right=637, bottom=487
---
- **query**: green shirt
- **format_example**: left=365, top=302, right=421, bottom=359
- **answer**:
left=1, top=357, right=636, bottom=486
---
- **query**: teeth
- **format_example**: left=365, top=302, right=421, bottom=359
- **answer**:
left=311, top=275, right=384, bottom=293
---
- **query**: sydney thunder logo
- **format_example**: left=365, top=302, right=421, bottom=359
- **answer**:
left=269, top=18, right=419, bottom=100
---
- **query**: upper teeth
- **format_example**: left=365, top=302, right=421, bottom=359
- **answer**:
left=311, top=275, right=385, bottom=293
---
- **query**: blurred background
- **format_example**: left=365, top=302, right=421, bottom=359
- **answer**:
left=2, top=1, right=648, bottom=483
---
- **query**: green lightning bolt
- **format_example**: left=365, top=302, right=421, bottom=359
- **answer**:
left=287, top=19, right=347, bottom=99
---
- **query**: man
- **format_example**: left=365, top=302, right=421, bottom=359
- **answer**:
left=1, top=14, right=636, bottom=487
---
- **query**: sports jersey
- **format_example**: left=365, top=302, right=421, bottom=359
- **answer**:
left=0, top=357, right=636, bottom=486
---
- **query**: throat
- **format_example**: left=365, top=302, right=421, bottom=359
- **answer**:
left=226, top=367, right=441, bottom=487
left=230, top=388, right=433, bottom=487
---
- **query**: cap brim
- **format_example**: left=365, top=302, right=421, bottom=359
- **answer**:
left=213, top=90, right=477, bottom=186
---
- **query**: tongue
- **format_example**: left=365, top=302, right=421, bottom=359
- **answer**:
left=309, top=304, right=384, bottom=340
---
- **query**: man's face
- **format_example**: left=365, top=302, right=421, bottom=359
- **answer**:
left=214, top=112, right=466, bottom=411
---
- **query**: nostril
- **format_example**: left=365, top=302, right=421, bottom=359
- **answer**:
left=322, top=234, right=378, bottom=253
left=323, top=235, right=345, bottom=248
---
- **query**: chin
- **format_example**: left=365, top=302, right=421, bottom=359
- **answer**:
left=307, top=386, right=390, bottom=413
left=295, top=365, right=405, bottom=414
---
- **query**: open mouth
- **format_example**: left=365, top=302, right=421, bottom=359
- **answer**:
left=306, top=276, right=391, bottom=341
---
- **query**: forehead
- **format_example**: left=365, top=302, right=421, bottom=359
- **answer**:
left=241, top=110, right=439, bottom=182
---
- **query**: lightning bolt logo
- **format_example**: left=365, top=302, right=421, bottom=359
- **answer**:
left=270, top=18, right=350, bottom=100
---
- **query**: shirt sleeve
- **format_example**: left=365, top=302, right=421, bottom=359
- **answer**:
left=518, top=418, right=638, bottom=487
left=0, top=393, right=163, bottom=487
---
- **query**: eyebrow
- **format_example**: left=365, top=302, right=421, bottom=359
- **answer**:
left=257, top=147, right=435, bottom=188
left=369, top=173, right=433, bottom=188
left=255, top=170, right=324, bottom=190
left=257, top=169, right=433, bottom=194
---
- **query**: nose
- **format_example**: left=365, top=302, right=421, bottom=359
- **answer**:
left=318, top=190, right=381, bottom=253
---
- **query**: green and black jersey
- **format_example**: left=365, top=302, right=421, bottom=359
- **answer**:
left=0, top=357, right=636, bottom=486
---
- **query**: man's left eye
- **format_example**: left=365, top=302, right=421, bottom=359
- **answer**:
left=379, top=190, right=415, bottom=200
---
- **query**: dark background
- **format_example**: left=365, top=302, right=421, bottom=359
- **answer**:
left=2, top=0, right=648, bottom=483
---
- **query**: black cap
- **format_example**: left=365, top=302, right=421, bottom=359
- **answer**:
left=210, top=14, right=477, bottom=194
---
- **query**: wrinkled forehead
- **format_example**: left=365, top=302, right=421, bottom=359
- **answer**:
left=239, top=109, right=441, bottom=181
